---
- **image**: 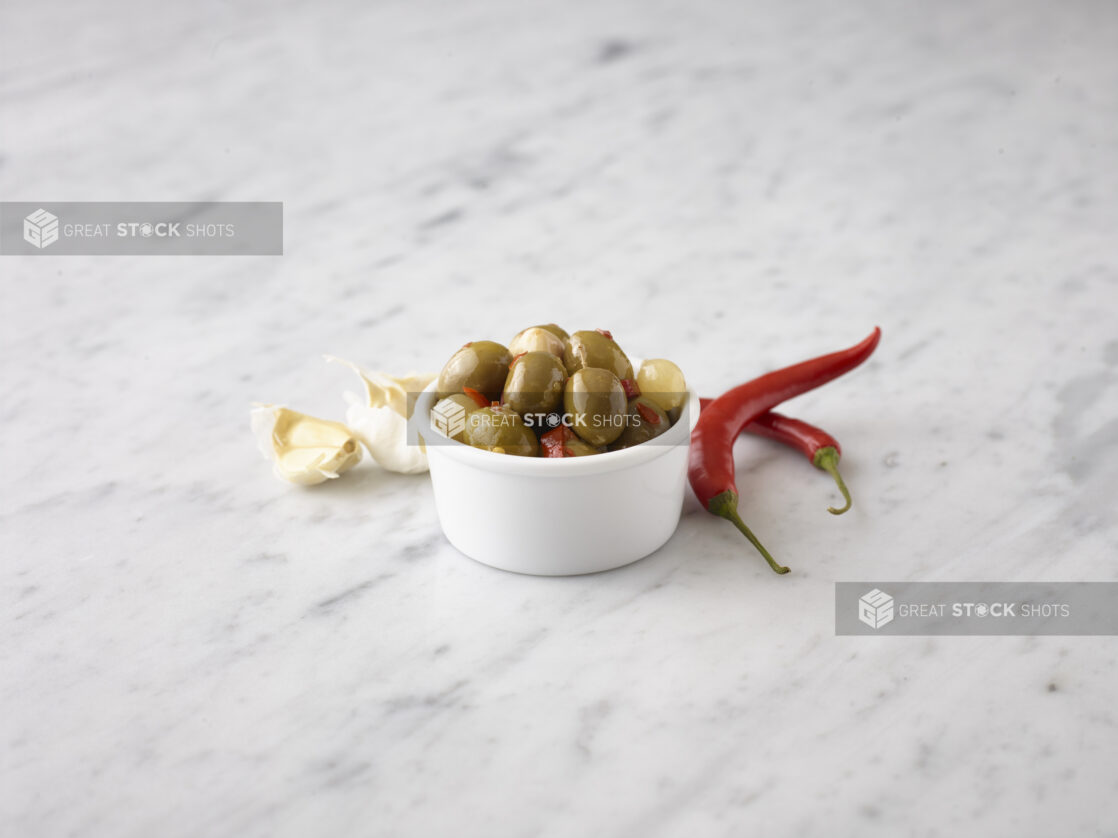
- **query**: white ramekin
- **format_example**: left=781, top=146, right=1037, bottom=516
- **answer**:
left=415, top=381, right=701, bottom=576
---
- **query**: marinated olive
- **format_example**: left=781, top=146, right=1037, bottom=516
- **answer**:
left=610, top=396, right=670, bottom=450
left=436, top=340, right=512, bottom=401
left=430, top=325, right=685, bottom=458
left=533, top=323, right=569, bottom=342
left=635, top=358, right=687, bottom=412
left=508, top=326, right=565, bottom=360
left=464, top=405, right=539, bottom=456
left=563, top=330, right=633, bottom=380
left=561, top=436, right=602, bottom=456
left=563, top=367, right=627, bottom=447
left=502, top=351, right=566, bottom=417
left=431, top=393, right=480, bottom=442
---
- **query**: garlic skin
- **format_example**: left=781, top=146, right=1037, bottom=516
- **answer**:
left=251, top=404, right=363, bottom=485
left=326, top=357, right=435, bottom=474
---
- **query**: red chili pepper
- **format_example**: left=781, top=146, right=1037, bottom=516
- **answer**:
left=540, top=426, right=575, bottom=457
left=509, top=352, right=526, bottom=370
left=595, top=328, right=613, bottom=341
left=462, top=387, right=489, bottom=409
left=689, top=327, right=881, bottom=574
left=620, top=378, right=641, bottom=399
left=698, top=403, right=852, bottom=515
left=636, top=401, right=662, bottom=425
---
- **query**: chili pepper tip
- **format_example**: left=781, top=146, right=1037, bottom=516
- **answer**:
left=707, top=490, right=789, bottom=574
left=813, top=446, right=852, bottom=515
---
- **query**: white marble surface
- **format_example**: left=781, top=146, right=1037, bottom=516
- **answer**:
left=3, top=0, right=1118, bottom=835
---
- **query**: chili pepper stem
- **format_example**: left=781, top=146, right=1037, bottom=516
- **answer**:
left=812, top=446, right=852, bottom=515
left=707, top=490, right=789, bottom=574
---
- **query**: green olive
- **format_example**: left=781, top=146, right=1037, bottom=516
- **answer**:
left=430, top=393, right=479, bottom=442
left=610, top=396, right=670, bottom=450
left=635, top=358, right=687, bottom=412
left=436, top=340, right=512, bottom=401
left=563, top=367, right=627, bottom=447
left=533, top=323, right=569, bottom=342
left=508, top=327, right=565, bottom=359
left=464, top=406, right=539, bottom=456
left=502, top=351, right=566, bottom=417
left=563, top=330, right=633, bottom=380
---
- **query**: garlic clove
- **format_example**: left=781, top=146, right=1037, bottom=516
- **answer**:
left=251, top=404, right=363, bottom=485
left=344, top=397, right=431, bottom=474
left=324, top=356, right=434, bottom=418
left=326, top=357, right=436, bottom=474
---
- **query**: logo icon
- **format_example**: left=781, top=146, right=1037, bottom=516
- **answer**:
left=24, top=208, right=59, bottom=249
left=858, top=588, right=894, bottom=629
left=431, top=398, right=466, bottom=439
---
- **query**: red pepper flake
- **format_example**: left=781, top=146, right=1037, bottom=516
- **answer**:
left=636, top=401, right=662, bottom=425
left=509, top=352, right=526, bottom=370
left=491, top=400, right=501, bottom=408
left=621, top=378, right=641, bottom=399
left=541, top=426, right=575, bottom=457
left=462, top=387, right=489, bottom=408
left=463, top=341, right=473, bottom=348
left=595, top=328, right=613, bottom=341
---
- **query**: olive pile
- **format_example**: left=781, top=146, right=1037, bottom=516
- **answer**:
left=432, top=324, right=687, bottom=457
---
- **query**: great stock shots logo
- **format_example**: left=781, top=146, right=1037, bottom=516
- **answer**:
left=858, top=588, right=895, bottom=629
left=835, top=582, right=1118, bottom=635
left=2, top=202, right=283, bottom=254
left=430, top=398, right=467, bottom=439
left=23, top=208, right=59, bottom=249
